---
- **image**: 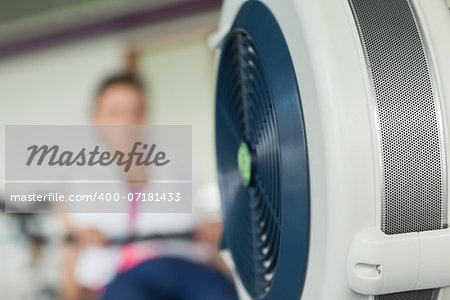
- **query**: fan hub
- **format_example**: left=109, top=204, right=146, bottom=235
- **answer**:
left=237, top=141, right=252, bottom=186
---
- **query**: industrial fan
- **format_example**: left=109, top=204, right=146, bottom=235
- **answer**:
left=213, top=0, right=450, bottom=299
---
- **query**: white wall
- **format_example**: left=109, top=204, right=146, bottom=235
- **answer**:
left=139, top=39, right=216, bottom=186
left=0, top=36, right=127, bottom=194
left=0, top=11, right=220, bottom=200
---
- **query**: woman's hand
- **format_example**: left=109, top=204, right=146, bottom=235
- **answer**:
left=195, top=221, right=223, bottom=248
left=73, top=228, right=108, bottom=246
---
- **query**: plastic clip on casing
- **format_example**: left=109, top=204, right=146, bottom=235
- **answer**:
left=347, top=227, right=450, bottom=295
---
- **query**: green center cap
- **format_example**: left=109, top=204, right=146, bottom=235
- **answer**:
left=238, top=142, right=252, bottom=186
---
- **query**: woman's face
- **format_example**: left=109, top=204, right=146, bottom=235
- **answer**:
left=94, top=83, right=147, bottom=126
left=94, top=83, right=147, bottom=152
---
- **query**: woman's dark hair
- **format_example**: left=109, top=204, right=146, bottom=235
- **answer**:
left=96, top=73, right=146, bottom=98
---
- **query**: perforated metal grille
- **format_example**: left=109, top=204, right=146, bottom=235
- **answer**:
left=348, top=0, right=446, bottom=299
left=349, top=0, right=445, bottom=234
left=377, top=290, right=436, bottom=300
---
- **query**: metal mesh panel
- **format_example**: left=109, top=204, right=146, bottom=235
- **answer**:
left=377, top=290, right=436, bottom=300
left=348, top=0, right=446, bottom=298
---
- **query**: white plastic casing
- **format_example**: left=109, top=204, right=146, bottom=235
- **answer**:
left=213, top=0, right=450, bottom=299
left=348, top=228, right=450, bottom=295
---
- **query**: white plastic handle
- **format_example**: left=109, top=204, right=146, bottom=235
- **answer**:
left=347, top=227, right=450, bottom=295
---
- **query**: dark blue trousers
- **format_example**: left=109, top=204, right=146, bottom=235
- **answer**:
left=103, top=257, right=239, bottom=300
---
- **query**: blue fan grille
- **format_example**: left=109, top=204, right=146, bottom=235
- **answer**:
left=216, top=30, right=281, bottom=298
left=216, top=2, right=310, bottom=299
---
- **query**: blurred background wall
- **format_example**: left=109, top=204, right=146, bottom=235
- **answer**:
left=0, top=0, right=220, bottom=194
left=0, top=1, right=222, bottom=299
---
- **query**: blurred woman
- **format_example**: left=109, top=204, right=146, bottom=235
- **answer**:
left=61, top=73, right=237, bottom=300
